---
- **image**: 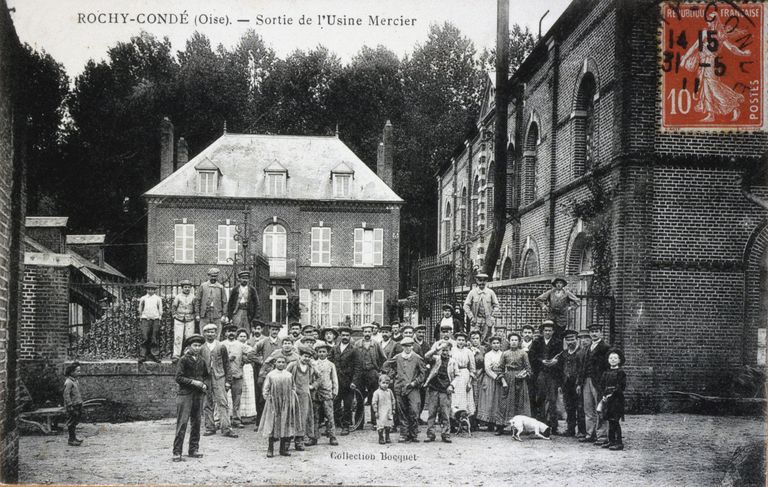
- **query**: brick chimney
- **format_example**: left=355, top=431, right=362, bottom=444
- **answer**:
left=160, top=117, right=174, bottom=180
left=378, top=120, right=393, bottom=188
left=176, top=137, right=188, bottom=170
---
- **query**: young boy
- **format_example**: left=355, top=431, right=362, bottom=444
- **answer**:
left=382, top=337, right=426, bottom=443
left=423, top=342, right=455, bottom=443
left=222, top=325, right=248, bottom=428
left=138, top=282, right=163, bottom=363
left=171, top=279, right=196, bottom=363
left=371, top=374, right=395, bottom=444
left=601, top=349, right=626, bottom=451
left=310, top=343, right=339, bottom=446
left=259, top=356, right=299, bottom=457
left=63, top=362, right=84, bottom=446
left=173, top=334, right=208, bottom=462
left=287, top=345, right=316, bottom=451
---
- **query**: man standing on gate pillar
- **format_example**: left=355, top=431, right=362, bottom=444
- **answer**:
left=196, top=268, right=228, bottom=339
left=463, top=273, right=500, bottom=343
left=227, top=270, right=260, bottom=331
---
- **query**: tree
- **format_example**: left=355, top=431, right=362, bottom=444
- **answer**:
left=479, top=24, right=536, bottom=77
left=18, top=44, right=69, bottom=214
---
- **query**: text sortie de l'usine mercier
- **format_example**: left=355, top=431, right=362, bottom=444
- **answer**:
left=255, top=14, right=417, bottom=27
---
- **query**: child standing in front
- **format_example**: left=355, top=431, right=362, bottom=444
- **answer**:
left=309, top=343, right=339, bottom=446
left=287, top=345, right=316, bottom=452
left=259, top=356, right=300, bottom=457
left=371, top=374, right=395, bottom=444
left=600, top=349, right=626, bottom=451
left=63, top=362, right=84, bottom=446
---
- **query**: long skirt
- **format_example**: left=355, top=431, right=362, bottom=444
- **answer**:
left=496, top=371, right=531, bottom=424
left=239, top=364, right=258, bottom=418
left=450, top=368, right=476, bottom=416
left=475, top=373, right=502, bottom=423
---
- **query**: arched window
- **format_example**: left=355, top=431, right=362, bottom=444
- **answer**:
left=443, top=201, right=452, bottom=252
left=501, top=257, right=513, bottom=279
left=270, top=286, right=288, bottom=323
left=486, top=161, right=495, bottom=224
left=574, top=73, right=597, bottom=177
left=522, top=248, right=540, bottom=277
left=472, top=175, right=480, bottom=233
left=263, top=223, right=287, bottom=274
left=459, top=186, right=467, bottom=239
left=523, top=123, right=539, bottom=205
left=506, top=143, right=516, bottom=210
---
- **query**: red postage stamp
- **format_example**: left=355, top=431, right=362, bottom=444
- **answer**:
left=660, top=1, right=767, bottom=131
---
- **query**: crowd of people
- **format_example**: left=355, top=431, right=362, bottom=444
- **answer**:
left=92, top=267, right=628, bottom=461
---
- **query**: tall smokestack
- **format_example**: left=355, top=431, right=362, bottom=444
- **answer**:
left=160, top=117, right=174, bottom=180
left=176, top=137, right=188, bottom=170
left=379, top=120, right=393, bottom=188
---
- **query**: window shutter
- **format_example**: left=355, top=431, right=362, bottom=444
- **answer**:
left=330, top=289, right=342, bottom=326
left=311, top=228, right=320, bottom=265
left=342, top=290, right=353, bottom=325
left=373, top=228, right=383, bottom=266
left=174, top=225, right=182, bottom=262
left=373, top=290, right=384, bottom=325
left=354, top=228, right=363, bottom=266
left=323, top=228, right=331, bottom=265
left=299, top=289, right=311, bottom=325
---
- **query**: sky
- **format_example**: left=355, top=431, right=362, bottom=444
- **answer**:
left=8, top=0, right=572, bottom=78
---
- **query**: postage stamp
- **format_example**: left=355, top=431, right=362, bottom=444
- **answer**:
left=660, top=0, right=767, bottom=131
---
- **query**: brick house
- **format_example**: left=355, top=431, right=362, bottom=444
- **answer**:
left=437, top=0, right=768, bottom=407
left=144, top=122, right=403, bottom=328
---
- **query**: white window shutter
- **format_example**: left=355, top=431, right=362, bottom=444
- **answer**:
left=373, top=228, right=383, bottom=266
left=299, top=289, right=311, bottom=325
left=354, top=228, right=363, bottom=266
left=373, top=290, right=384, bottom=325
left=330, top=289, right=342, bottom=326
left=342, top=290, right=353, bottom=324
left=323, top=228, right=331, bottom=265
left=190, top=224, right=196, bottom=263
left=311, top=228, right=319, bottom=265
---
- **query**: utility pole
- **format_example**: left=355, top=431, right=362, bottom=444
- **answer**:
left=483, top=0, right=509, bottom=277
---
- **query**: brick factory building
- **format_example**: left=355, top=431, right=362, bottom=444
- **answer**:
left=436, top=0, right=767, bottom=409
left=144, top=122, right=403, bottom=328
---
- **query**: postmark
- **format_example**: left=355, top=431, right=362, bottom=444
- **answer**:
left=660, top=1, right=767, bottom=131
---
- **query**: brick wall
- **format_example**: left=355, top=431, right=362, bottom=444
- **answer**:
left=0, top=0, right=24, bottom=479
left=71, top=361, right=179, bottom=421
left=19, top=265, right=69, bottom=363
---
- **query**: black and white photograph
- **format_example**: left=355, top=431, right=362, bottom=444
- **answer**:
left=0, top=0, right=766, bottom=485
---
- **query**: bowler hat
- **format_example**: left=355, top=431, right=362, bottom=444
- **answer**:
left=184, top=334, right=205, bottom=347
left=551, top=277, right=568, bottom=287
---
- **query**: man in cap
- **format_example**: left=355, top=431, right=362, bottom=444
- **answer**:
left=536, top=277, right=580, bottom=338
left=425, top=322, right=457, bottom=360
left=379, top=324, right=397, bottom=359
left=423, top=341, right=455, bottom=443
left=414, top=325, right=427, bottom=352
left=463, top=273, right=500, bottom=343
left=199, top=323, right=238, bottom=438
left=251, top=322, right=282, bottom=429
left=332, top=325, right=361, bottom=435
left=579, top=324, right=610, bottom=445
left=529, top=320, right=563, bottom=434
left=138, top=282, right=163, bottom=363
left=172, top=279, right=196, bottom=364
left=172, top=334, right=208, bottom=462
left=434, top=304, right=461, bottom=342
left=391, top=322, right=402, bottom=343
left=288, top=322, right=303, bottom=343
left=557, top=329, right=586, bottom=437
left=394, top=325, right=423, bottom=358
left=226, top=270, right=260, bottom=332
left=222, top=325, right=248, bottom=428
left=195, top=268, right=228, bottom=339
left=520, top=324, right=535, bottom=353
left=383, top=337, right=426, bottom=443
left=354, top=323, right=387, bottom=429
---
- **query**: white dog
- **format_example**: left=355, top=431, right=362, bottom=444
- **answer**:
left=509, top=415, right=551, bottom=441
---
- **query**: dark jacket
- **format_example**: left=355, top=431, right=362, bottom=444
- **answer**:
left=558, top=346, right=586, bottom=386
left=226, top=284, right=260, bottom=323
left=579, top=339, right=610, bottom=387
left=433, top=317, right=465, bottom=340
left=175, top=351, right=210, bottom=395
left=601, top=368, right=626, bottom=420
left=199, top=340, right=231, bottom=383
left=528, top=335, right=563, bottom=379
left=331, top=342, right=361, bottom=391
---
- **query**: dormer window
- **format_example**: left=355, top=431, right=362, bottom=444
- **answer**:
left=198, top=170, right=217, bottom=194
left=331, top=162, right=354, bottom=198
left=264, top=161, right=288, bottom=197
left=195, top=157, right=221, bottom=195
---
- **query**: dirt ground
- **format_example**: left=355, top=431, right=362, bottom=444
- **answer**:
left=19, top=414, right=765, bottom=487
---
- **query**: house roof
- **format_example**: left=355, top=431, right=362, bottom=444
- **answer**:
left=25, top=216, right=68, bottom=227
left=144, top=134, right=403, bottom=204
left=66, top=234, right=106, bottom=245
left=24, top=235, right=127, bottom=279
